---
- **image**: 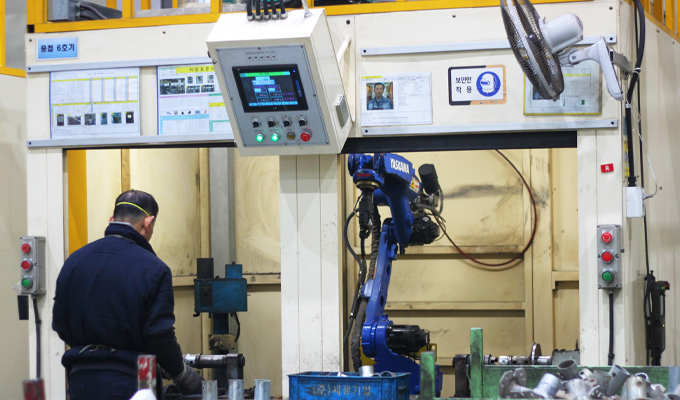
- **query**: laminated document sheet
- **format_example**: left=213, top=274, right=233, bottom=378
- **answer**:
left=361, top=72, right=432, bottom=127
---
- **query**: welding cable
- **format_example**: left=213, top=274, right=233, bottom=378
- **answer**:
left=255, top=0, right=261, bottom=19
left=279, top=0, right=286, bottom=17
left=368, top=206, right=380, bottom=278
left=78, top=3, right=108, bottom=19
left=263, top=0, right=270, bottom=19
left=608, top=291, right=615, bottom=365
left=434, top=150, right=537, bottom=269
left=231, top=312, right=241, bottom=343
left=625, top=0, right=646, bottom=187
left=342, top=211, right=367, bottom=349
left=270, top=0, right=277, bottom=18
left=246, top=0, right=253, bottom=19
left=33, top=296, right=41, bottom=380
left=351, top=298, right=368, bottom=372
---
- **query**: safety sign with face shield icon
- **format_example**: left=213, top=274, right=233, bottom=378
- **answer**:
left=448, top=65, right=506, bottom=106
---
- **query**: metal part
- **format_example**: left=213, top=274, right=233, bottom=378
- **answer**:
left=27, top=56, right=211, bottom=74
left=202, top=381, right=218, bottom=400
left=552, top=349, right=581, bottom=366
left=184, top=354, right=245, bottom=370
left=359, top=35, right=617, bottom=56
left=359, top=366, right=374, bottom=377
left=48, top=0, right=121, bottom=22
left=335, top=95, right=350, bottom=128
left=565, top=378, right=591, bottom=400
left=594, top=370, right=613, bottom=394
left=20, top=237, right=46, bottom=295
left=229, top=379, right=244, bottom=400
left=254, top=379, right=270, bottom=400
left=621, top=376, right=649, bottom=400
left=608, top=365, right=632, bottom=396
left=498, top=369, right=532, bottom=399
left=360, top=119, right=618, bottom=136
left=533, top=374, right=562, bottom=399
left=453, top=354, right=470, bottom=397
left=26, top=133, right=234, bottom=149
left=208, top=334, right=236, bottom=352
left=558, top=360, right=580, bottom=380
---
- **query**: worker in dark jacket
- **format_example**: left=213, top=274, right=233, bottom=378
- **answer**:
left=53, top=190, right=203, bottom=399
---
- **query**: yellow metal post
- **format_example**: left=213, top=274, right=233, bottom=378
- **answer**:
left=666, top=0, right=675, bottom=30
left=122, top=0, right=134, bottom=18
left=172, top=0, right=178, bottom=8
left=141, top=0, right=151, bottom=10
left=0, top=0, right=5, bottom=67
left=106, top=0, right=117, bottom=7
left=67, top=150, right=89, bottom=255
left=653, top=0, right=663, bottom=22
left=211, top=0, right=220, bottom=14
left=26, top=0, right=35, bottom=25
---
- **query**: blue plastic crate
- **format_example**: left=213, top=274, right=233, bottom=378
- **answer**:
left=289, top=372, right=410, bottom=400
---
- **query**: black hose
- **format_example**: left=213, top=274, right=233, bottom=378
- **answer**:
left=246, top=0, right=253, bottom=19
left=608, top=291, right=615, bottom=366
left=368, top=207, right=381, bottom=279
left=625, top=0, right=646, bottom=187
left=263, top=0, right=269, bottom=19
left=279, top=0, right=286, bottom=16
left=79, top=3, right=108, bottom=19
left=33, top=296, right=41, bottom=379
left=255, top=0, right=261, bottom=18
left=343, top=212, right=366, bottom=349
left=351, top=299, right=368, bottom=372
left=270, top=0, right=277, bottom=17
left=232, top=312, right=241, bottom=342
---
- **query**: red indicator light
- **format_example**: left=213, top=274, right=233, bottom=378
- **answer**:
left=300, top=132, right=311, bottom=142
left=21, top=260, right=32, bottom=271
left=21, top=243, right=31, bottom=253
left=601, top=232, right=613, bottom=243
left=601, top=251, right=613, bottom=263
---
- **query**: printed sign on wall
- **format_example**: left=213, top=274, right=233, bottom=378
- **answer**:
left=448, top=65, right=506, bottom=106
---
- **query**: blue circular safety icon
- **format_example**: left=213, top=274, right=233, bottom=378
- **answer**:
left=476, top=72, right=501, bottom=97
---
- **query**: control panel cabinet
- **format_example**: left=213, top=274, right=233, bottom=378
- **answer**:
left=20, top=236, right=46, bottom=295
left=207, top=9, right=351, bottom=156
left=597, top=225, right=622, bottom=290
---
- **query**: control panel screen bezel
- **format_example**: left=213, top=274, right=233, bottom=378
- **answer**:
left=232, top=64, right=309, bottom=113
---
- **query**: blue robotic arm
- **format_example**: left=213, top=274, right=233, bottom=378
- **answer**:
left=347, top=153, right=443, bottom=395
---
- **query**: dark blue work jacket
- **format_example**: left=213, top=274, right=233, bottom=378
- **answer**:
left=52, top=222, right=184, bottom=377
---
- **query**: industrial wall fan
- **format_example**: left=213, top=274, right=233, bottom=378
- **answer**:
left=501, top=0, right=633, bottom=101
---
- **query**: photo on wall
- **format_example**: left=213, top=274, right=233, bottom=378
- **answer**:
left=366, top=82, right=394, bottom=110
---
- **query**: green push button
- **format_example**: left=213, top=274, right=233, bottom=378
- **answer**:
left=21, top=278, right=33, bottom=288
left=602, top=271, right=613, bottom=282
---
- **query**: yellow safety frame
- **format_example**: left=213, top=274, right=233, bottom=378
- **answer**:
left=0, top=0, right=26, bottom=76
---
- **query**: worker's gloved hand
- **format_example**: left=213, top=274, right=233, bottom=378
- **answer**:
left=173, top=362, right=204, bottom=395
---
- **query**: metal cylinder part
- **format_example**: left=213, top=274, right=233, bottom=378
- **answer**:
left=137, top=354, right=157, bottom=397
left=594, top=370, right=612, bottom=392
left=558, top=360, right=580, bottom=380
left=203, top=381, right=218, bottom=400
left=360, top=365, right=374, bottom=377
left=649, top=384, right=667, bottom=400
left=565, top=378, right=591, bottom=400
left=607, top=365, right=631, bottom=396
left=533, top=374, right=561, bottom=399
left=229, top=379, right=245, bottom=400
left=255, top=379, right=271, bottom=400
left=621, top=376, right=648, bottom=400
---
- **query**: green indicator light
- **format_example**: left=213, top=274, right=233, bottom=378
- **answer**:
left=255, top=133, right=264, bottom=143
left=271, top=133, right=280, bottom=142
left=602, top=271, right=613, bottom=282
left=22, top=278, right=32, bottom=288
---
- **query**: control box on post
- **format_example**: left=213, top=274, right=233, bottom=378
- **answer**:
left=20, top=236, right=46, bottom=295
left=597, top=225, right=622, bottom=289
left=207, top=9, right=351, bottom=156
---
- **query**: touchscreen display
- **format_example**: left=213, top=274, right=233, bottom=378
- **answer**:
left=232, top=65, right=309, bottom=112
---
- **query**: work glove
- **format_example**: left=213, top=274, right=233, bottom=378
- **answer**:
left=172, top=362, right=204, bottom=395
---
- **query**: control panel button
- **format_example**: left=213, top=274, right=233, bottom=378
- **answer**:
left=601, top=251, right=614, bottom=263
left=21, top=277, right=33, bottom=288
left=267, top=118, right=277, bottom=128
left=602, top=271, right=614, bottom=282
left=298, top=117, right=307, bottom=127
left=271, top=132, right=281, bottom=142
left=252, top=118, right=261, bottom=128
left=283, top=118, right=292, bottom=127
left=286, top=131, right=296, bottom=140
left=21, top=260, right=32, bottom=271
left=300, top=131, right=311, bottom=142
left=21, top=243, right=31, bottom=253
left=255, top=133, right=265, bottom=143
left=601, top=232, right=613, bottom=243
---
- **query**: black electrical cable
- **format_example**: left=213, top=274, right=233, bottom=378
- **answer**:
left=232, top=312, right=241, bottom=342
left=625, top=0, right=646, bottom=187
left=246, top=0, right=253, bottom=19
left=350, top=298, right=368, bottom=372
left=279, top=0, right=286, bottom=17
left=342, top=211, right=366, bottom=349
left=263, top=0, right=269, bottom=19
left=79, top=3, right=108, bottom=19
left=32, top=296, right=41, bottom=380
left=609, top=293, right=616, bottom=364
left=255, top=0, right=261, bottom=19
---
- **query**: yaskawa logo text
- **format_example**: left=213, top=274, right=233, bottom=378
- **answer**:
left=390, top=159, right=410, bottom=174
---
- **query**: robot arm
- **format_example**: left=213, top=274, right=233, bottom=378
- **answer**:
left=347, top=153, right=443, bottom=395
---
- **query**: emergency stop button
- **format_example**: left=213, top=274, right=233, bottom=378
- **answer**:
left=601, top=232, right=613, bottom=243
left=601, top=251, right=614, bottom=263
left=300, top=132, right=311, bottom=142
left=21, top=243, right=31, bottom=253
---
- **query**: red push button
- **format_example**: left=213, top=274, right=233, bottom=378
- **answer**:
left=601, top=232, right=613, bottom=243
left=601, top=251, right=614, bottom=263
left=300, top=132, right=311, bottom=142
left=21, top=243, right=31, bottom=253
left=21, top=260, right=32, bottom=270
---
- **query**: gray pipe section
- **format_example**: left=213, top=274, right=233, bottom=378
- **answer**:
left=565, top=378, right=590, bottom=400
left=202, top=381, right=218, bottom=400
left=533, top=374, right=561, bottom=399
left=558, top=360, right=580, bottom=380
left=607, top=365, right=631, bottom=396
left=255, top=380, right=271, bottom=400
left=229, top=379, right=245, bottom=400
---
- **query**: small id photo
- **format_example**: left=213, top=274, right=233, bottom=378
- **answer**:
left=126, top=112, right=135, bottom=124
left=100, top=113, right=108, bottom=125
left=366, top=82, right=394, bottom=110
left=56, top=114, right=64, bottom=126
left=67, top=115, right=81, bottom=125
left=112, top=113, right=122, bottom=124
left=84, top=113, right=96, bottom=126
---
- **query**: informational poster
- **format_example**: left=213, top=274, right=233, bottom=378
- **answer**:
left=448, top=65, right=506, bottom=106
left=360, top=72, right=432, bottom=127
left=50, top=68, right=140, bottom=139
left=157, top=64, right=232, bottom=135
left=524, top=60, right=602, bottom=115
